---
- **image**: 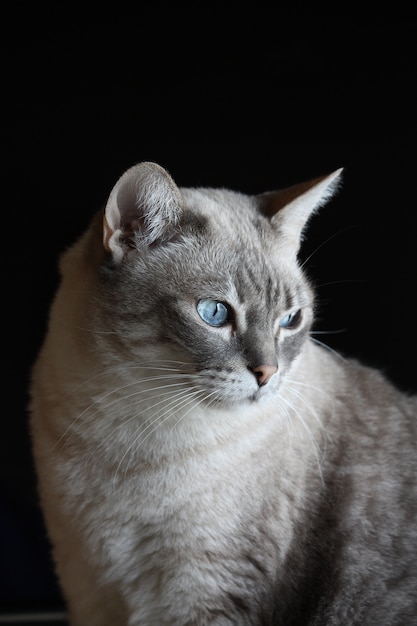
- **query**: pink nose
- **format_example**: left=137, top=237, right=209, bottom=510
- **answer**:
left=252, top=364, right=278, bottom=386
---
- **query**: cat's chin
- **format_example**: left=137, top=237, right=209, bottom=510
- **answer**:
left=207, top=380, right=279, bottom=409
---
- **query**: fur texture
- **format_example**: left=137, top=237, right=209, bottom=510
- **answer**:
left=29, top=162, right=417, bottom=625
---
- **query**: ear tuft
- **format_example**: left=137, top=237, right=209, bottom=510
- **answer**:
left=103, top=161, right=183, bottom=262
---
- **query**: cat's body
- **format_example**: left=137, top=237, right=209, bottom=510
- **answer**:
left=29, top=162, right=417, bottom=625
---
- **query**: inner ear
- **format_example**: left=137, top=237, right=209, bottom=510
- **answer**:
left=258, top=169, right=343, bottom=219
left=116, top=182, right=148, bottom=240
left=103, top=161, right=184, bottom=262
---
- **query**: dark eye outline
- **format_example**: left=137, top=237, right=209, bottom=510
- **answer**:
left=197, top=299, right=233, bottom=327
left=279, top=309, right=302, bottom=329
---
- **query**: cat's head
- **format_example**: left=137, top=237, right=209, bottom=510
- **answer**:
left=84, top=162, right=342, bottom=407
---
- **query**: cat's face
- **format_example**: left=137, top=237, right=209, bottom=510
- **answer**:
left=77, top=162, right=342, bottom=411
left=93, top=186, right=315, bottom=408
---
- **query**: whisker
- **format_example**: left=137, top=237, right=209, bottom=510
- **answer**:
left=276, top=390, right=325, bottom=487
left=310, top=329, right=347, bottom=335
left=310, top=337, right=346, bottom=362
left=84, top=385, right=196, bottom=480
left=114, top=387, right=208, bottom=486
left=169, top=388, right=220, bottom=435
left=300, top=225, right=359, bottom=269
left=286, top=378, right=334, bottom=406
left=52, top=370, right=199, bottom=450
left=315, top=278, right=367, bottom=289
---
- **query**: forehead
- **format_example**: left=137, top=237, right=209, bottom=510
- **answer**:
left=180, top=187, right=278, bottom=256
left=181, top=187, right=264, bottom=230
left=145, top=185, right=310, bottom=303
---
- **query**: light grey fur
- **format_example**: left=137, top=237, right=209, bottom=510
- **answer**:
left=29, top=162, right=417, bottom=625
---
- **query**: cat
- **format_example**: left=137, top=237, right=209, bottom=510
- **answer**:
left=28, top=161, right=417, bottom=626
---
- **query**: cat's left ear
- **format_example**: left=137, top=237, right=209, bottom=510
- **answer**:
left=257, top=168, right=343, bottom=254
left=102, top=161, right=184, bottom=263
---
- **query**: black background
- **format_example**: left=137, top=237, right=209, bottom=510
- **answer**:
left=1, top=13, right=416, bottom=615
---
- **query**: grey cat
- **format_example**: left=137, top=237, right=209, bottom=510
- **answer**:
left=29, top=161, right=417, bottom=625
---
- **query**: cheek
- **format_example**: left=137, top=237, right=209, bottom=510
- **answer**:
left=278, top=328, right=309, bottom=370
left=190, top=332, right=236, bottom=371
left=161, top=312, right=232, bottom=368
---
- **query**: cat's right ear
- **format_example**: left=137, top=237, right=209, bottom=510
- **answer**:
left=102, top=162, right=184, bottom=263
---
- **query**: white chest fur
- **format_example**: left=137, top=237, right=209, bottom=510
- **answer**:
left=36, top=391, right=309, bottom=624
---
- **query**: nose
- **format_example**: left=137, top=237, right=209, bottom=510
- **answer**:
left=251, top=364, right=278, bottom=386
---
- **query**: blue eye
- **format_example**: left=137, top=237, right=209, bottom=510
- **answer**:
left=279, top=309, right=302, bottom=329
left=197, top=299, right=231, bottom=327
